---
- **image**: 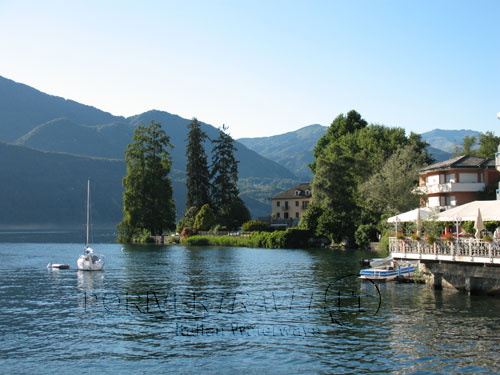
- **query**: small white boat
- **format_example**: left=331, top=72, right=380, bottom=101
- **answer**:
left=77, top=247, right=104, bottom=271
left=359, top=259, right=415, bottom=281
left=77, top=179, right=105, bottom=271
left=47, top=263, right=70, bottom=269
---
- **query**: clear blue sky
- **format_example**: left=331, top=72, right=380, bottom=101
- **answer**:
left=1, top=0, right=499, bottom=139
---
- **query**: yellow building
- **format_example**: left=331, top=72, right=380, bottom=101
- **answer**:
left=270, top=183, right=312, bottom=225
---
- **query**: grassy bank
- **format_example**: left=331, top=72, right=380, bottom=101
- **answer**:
left=181, top=235, right=259, bottom=247
left=181, top=229, right=313, bottom=249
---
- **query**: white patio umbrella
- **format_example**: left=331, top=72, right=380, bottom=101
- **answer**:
left=416, top=208, right=422, bottom=236
left=474, top=208, right=484, bottom=239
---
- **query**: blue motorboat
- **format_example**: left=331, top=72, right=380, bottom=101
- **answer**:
left=359, top=259, right=416, bottom=281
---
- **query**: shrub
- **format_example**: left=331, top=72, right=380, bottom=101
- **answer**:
left=242, top=220, right=271, bottom=232
left=266, top=231, right=287, bottom=248
left=217, top=198, right=251, bottom=230
left=354, top=224, right=377, bottom=246
left=442, top=233, right=455, bottom=242
left=193, top=204, right=216, bottom=231
left=483, top=235, right=493, bottom=243
left=425, top=234, right=436, bottom=245
left=131, top=229, right=155, bottom=243
left=283, top=228, right=312, bottom=248
left=411, top=233, right=421, bottom=241
left=176, top=206, right=199, bottom=233
left=181, top=227, right=197, bottom=239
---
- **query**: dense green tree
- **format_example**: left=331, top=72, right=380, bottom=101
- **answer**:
left=309, top=110, right=431, bottom=244
left=176, top=205, right=198, bottom=233
left=310, top=110, right=368, bottom=173
left=453, top=135, right=477, bottom=156
left=217, top=197, right=251, bottom=230
left=312, top=142, right=359, bottom=242
left=193, top=204, right=216, bottom=231
left=185, top=118, right=211, bottom=209
left=453, top=131, right=499, bottom=159
left=210, top=125, right=240, bottom=209
left=298, top=203, right=323, bottom=233
left=360, top=144, right=428, bottom=217
left=117, top=121, right=175, bottom=241
left=477, top=131, right=500, bottom=158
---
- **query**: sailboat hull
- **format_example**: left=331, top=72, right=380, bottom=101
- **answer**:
left=77, top=253, right=104, bottom=271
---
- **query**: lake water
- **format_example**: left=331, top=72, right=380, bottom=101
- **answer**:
left=1, top=232, right=500, bottom=374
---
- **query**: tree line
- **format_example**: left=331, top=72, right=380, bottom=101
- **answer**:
left=453, top=131, right=500, bottom=158
left=117, top=119, right=249, bottom=242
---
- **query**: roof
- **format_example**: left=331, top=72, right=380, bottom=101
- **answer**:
left=420, top=155, right=495, bottom=173
left=271, top=183, right=312, bottom=200
left=435, top=200, right=500, bottom=221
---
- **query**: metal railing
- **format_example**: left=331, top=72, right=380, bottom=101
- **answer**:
left=390, top=237, right=500, bottom=263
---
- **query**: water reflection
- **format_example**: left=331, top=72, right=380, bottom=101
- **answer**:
left=1, top=243, right=500, bottom=374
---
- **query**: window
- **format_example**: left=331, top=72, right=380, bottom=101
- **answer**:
left=276, top=212, right=280, bottom=218
left=295, top=201, right=299, bottom=207
left=284, top=212, right=289, bottom=219
left=446, top=195, right=456, bottom=206
left=427, top=196, right=440, bottom=207
left=440, top=196, right=446, bottom=207
left=302, top=201, right=309, bottom=209
left=305, top=190, right=311, bottom=196
left=295, top=212, right=299, bottom=218
left=295, top=190, right=300, bottom=196
left=446, top=174, right=455, bottom=183
left=426, top=175, right=440, bottom=185
left=284, top=201, right=289, bottom=209
left=459, top=173, right=478, bottom=183
left=276, top=201, right=280, bottom=207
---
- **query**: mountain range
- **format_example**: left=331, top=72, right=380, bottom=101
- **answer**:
left=0, top=75, right=482, bottom=229
left=0, top=76, right=301, bottom=228
left=238, top=126, right=483, bottom=177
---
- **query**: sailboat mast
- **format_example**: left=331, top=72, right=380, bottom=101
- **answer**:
left=86, top=179, right=90, bottom=246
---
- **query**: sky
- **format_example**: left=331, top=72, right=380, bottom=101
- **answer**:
left=0, top=0, right=499, bottom=139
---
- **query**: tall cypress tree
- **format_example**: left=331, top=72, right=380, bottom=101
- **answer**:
left=210, top=125, right=240, bottom=210
left=118, top=120, right=175, bottom=241
left=185, top=118, right=211, bottom=209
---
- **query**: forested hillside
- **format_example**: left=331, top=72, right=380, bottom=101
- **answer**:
left=0, top=76, right=124, bottom=142
left=0, top=76, right=301, bottom=227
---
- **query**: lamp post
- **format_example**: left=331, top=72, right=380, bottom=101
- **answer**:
left=454, top=216, right=461, bottom=246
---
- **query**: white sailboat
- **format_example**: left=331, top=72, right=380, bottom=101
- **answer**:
left=77, top=179, right=105, bottom=271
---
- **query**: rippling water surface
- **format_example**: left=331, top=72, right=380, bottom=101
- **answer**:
left=1, top=233, right=500, bottom=374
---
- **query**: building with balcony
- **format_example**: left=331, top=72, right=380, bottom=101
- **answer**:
left=269, top=183, right=312, bottom=227
left=416, top=155, right=500, bottom=211
left=495, top=144, right=500, bottom=199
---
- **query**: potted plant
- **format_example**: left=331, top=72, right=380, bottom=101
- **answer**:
left=442, top=233, right=455, bottom=242
left=483, top=235, right=493, bottom=243
left=396, top=232, right=405, bottom=240
left=425, top=234, right=436, bottom=245
left=411, top=233, right=421, bottom=241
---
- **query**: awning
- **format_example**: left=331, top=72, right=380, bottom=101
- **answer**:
left=387, top=207, right=434, bottom=223
left=435, top=200, right=500, bottom=222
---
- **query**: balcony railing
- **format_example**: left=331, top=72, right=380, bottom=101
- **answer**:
left=417, top=182, right=485, bottom=195
left=390, top=237, right=500, bottom=264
